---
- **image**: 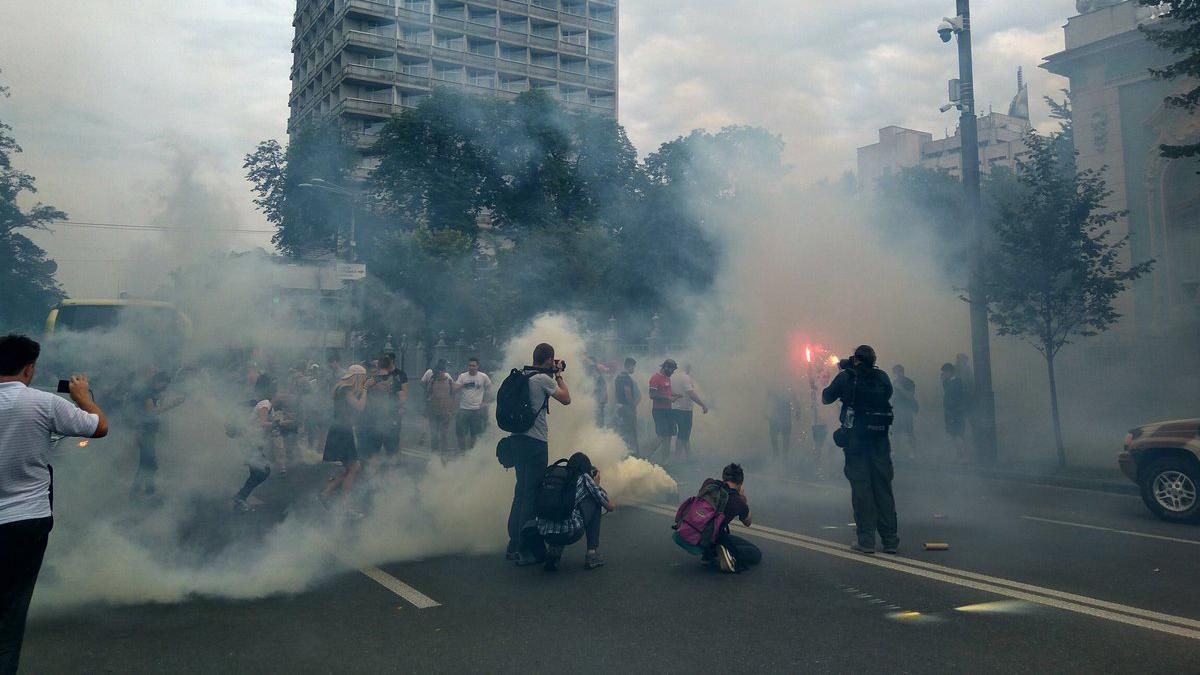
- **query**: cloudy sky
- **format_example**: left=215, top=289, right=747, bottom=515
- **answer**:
left=0, top=0, right=1075, bottom=295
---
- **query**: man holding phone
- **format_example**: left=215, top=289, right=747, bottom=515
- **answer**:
left=0, top=334, right=108, bottom=674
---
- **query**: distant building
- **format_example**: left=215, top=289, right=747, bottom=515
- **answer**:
left=288, top=0, right=619, bottom=151
left=1042, top=0, right=1200, bottom=334
left=857, top=71, right=1032, bottom=191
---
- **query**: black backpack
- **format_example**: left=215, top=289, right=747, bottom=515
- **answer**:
left=536, top=459, right=579, bottom=522
left=495, top=368, right=548, bottom=433
left=848, top=368, right=894, bottom=434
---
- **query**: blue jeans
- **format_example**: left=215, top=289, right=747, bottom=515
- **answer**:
left=505, top=436, right=548, bottom=556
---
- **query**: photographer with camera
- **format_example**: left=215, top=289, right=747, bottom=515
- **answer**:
left=822, top=345, right=898, bottom=555
left=497, top=343, right=571, bottom=566
left=1, top=334, right=108, bottom=674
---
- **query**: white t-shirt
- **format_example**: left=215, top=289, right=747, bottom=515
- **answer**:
left=455, top=371, right=492, bottom=410
left=519, top=373, right=558, bottom=443
left=420, top=369, right=433, bottom=385
left=0, top=382, right=99, bottom=525
left=671, top=371, right=698, bottom=411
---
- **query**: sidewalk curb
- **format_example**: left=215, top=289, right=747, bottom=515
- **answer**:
left=900, top=460, right=1139, bottom=496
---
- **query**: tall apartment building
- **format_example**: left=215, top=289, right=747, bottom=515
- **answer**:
left=288, top=0, right=619, bottom=149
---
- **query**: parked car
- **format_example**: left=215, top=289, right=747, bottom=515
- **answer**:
left=1119, top=418, right=1200, bottom=523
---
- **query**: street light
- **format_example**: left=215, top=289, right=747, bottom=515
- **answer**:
left=297, top=178, right=359, bottom=263
left=938, top=0, right=998, bottom=465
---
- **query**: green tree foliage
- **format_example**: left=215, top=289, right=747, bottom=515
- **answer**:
left=0, top=76, right=65, bottom=331
left=243, top=118, right=358, bottom=255
left=1139, top=0, right=1200, bottom=158
left=981, top=117, right=1154, bottom=466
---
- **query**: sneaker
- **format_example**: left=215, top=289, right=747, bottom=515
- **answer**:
left=850, top=542, right=875, bottom=555
left=544, top=545, right=563, bottom=572
left=882, top=541, right=900, bottom=555
left=232, top=499, right=252, bottom=514
left=716, top=545, right=737, bottom=573
left=514, top=551, right=544, bottom=567
left=585, top=551, right=606, bottom=570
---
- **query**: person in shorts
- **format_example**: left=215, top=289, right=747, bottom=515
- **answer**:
left=646, top=359, right=681, bottom=462
left=669, top=363, right=708, bottom=459
left=453, top=357, right=492, bottom=451
left=320, top=365, right=367, bottom=517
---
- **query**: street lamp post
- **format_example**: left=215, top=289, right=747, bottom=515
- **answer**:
left=940, top=0, right=998, bottom=464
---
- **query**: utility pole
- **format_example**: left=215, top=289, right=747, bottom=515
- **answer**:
left=942, top=0, right=998, bottom=463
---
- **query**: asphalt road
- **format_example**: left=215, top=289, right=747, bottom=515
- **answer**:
left=19, top=449, right=1200, bottom=674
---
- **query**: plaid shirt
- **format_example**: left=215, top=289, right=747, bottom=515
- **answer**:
left=537, top=473, right=609, bottom=537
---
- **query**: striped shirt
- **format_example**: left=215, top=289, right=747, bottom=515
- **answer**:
left=537, top=473, right=609, bottom=537
left=0, top=382, right=98, bottom=525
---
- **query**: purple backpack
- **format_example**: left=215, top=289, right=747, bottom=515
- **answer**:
left=672, top=482, right=730, bottom=553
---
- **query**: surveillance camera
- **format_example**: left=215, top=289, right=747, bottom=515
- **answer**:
left=938, top=16, right=964, bottom=43
left=939, top=103, right=958, bottom=113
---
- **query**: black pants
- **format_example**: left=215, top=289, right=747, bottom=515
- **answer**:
left=842, top=434, right=899, bottom=548
left=715, top=532, right=761, bottom=570
left=616, top=405, right=638, bottom=453
left=235, top=452, right=271, bottom=502
left=505, top=436, right=548, bottom=556
left=0, top=517, right=52, bottom=675
left=545, top=498, right=603, bottom=550
left=454, top=409, right=487, bottom=451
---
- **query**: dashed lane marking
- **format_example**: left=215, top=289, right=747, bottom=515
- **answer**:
left=633, top=502, right=1200, bottom=640
left=1019, top=515, right=1200, bottom=546
left=356, top=564, right=442, bottom=609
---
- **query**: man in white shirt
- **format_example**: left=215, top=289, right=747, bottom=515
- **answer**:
left=453, top=357, right=492, bottom=451
left=0, top=334, right=108, bottom=674
left=670, top=363, right=708, bottom=459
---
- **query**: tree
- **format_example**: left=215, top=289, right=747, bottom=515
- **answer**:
left=0, top=74, right=65, bottom=331
left=1139, top=0, right=1200, bottom=159
left=981, top=117, right=1154, bottom=466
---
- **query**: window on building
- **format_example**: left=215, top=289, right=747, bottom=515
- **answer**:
left=358, top=54, right=395, bottom=69
left=401, top=0, right=430, bottom=11
left=531, top=22, right=557, bottom=39
left=560, top=57, right=585, bottom=74
left=361, top=20, right=395, bottom=37
left=530, top=50, right=556, bottom=68
left=588, top=4, right=613, bottom=22
left=561, top=1, right=584, bottom=16
left=530, top=0, right=555, bottom=8
left=434, top=63, right=465, bottom=82
left=500, top=14, right=528, bottom=33
left=589, top=61, right=614, bottom=79
left=561, top=29, right=586, bottom=46
left=500, top=76, right=529, bottom=93
left=436, top=2, right=465, bottom=20
left=400, top=91, right=430, bottom=106
left=402, top=27, right=432, bottom=44
left=560, top=86, right=586, bottom=104
left=398, top=58, right=430, bottom=76
left=469, top=7, right=496, bottom=25
left=469, top=39, right=496, bottom=56
left=589, top=91, right=614, bottom=108
left=530, top=79, right=556, bottom=94
left=469, top=69, right=495, bottom=88
left=360, top=85, right=393, bottom=103
left=500, top=44, right=527, bottom=62
left=589, top=31, right=614, bottom=53
left=435, top=32, right=466, bottom=50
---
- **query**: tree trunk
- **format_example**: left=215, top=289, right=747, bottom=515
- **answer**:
left=1046, top=353, right=1066, bottom=468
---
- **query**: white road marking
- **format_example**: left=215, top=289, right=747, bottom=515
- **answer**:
left=1020, top=515, right=1200, bottom=546
left=356, top=564, right=442, bottom=609
left=633, top=502, right=1200, bottom=640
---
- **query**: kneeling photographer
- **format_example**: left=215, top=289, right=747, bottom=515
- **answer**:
left=822, top=345, right=898, bottom=555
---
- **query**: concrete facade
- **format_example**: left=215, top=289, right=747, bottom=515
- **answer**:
left=288, top=0, right=619, bottom=147
left=1042, top=0, right=1200, bottom=335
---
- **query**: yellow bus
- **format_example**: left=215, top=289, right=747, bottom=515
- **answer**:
left=45, top=299, right=192, bottom=341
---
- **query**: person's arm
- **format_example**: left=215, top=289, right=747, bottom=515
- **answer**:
left=451, top=374, right=463, bottom=392
left=67, top=374, right=108, bottom=438
left=398, top=381, right=408, bottom=405
left=821, top=372, right=844, bottom=405
left=648, top=378, right=668, bottom=402
left=550, top=374, right=571, bottom=405
left=739, top=489, right=753, bottom=527
left=686, top=388, right=708, bottom=414
left=587, top=472, right=615, bottom=511
left=347, top=388, right=367, bottom=412
left=256, top=403, right=273, bottom=430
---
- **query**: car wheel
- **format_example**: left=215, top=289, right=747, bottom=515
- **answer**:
left=1139, top=457, right=1200, bottom=523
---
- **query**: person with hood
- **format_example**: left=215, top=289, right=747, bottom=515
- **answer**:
left=320, top=365, right=367, bottom=517
left=537, top=452, right=615, bottom=571
left=822, top=345, right=898, bottom=555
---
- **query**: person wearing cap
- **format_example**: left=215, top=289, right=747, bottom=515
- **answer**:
left=646, top=359, right=682, bottom=462
left=822, top=345, right=898, bottom=555
left=320, top=364, right=367, bottom=517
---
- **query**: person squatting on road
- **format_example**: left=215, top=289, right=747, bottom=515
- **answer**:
left=453, top=357, right=492, bottom=451
left=320, top=365, right=367, bottom=518
left=536, top=452, right=615, bottom=571
left=0, top=335, right=108, bottom=675
left=232, top=373, right=277, bottom=514
left=496, top=343, right=571, bottom=566
left=706, top=464, right=760, bottom=573
left=822, top=345, right=899, bottom=555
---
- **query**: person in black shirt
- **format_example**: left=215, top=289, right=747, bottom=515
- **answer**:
left=361, top=355, right=407, bottom=460
left=822, top=345, right=898, bottom=555
left=131, top=370, right=178, bottom=501
left=612, top=357, right=639, bottom=454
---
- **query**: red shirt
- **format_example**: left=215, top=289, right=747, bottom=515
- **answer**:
left=649, top=372, right=674, bottom=409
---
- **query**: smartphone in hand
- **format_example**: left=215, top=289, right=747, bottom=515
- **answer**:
left=57, top=379, right=71, bottom=394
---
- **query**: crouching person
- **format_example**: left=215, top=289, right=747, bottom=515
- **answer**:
left=674, top=463, right=760, bottom=573
left=536, top=452, right=614, bottom=571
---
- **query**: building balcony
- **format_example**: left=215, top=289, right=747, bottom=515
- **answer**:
left=558, top=40, right=586, bottom=56
left=431, top=14, right=468, bottom=30
left=496, top=59, right=530, bottom=77
left=466, top=0, right=498, bottom=7
left=462, top=51, right=498, bottom=68
left=586, top=74, right=615, bottom=90
left=528, top=34, right=557, bottom=50
left=529, top=64, right=557, bottom=79
left=589, top=45, right=615, bottom=61
left=431, top=45, right=469, bottom=62
left=396, top=40, right=433, bottom=58
left=353, top=131, right=381, bottom=150
left=345, top=30, right=398, bottom=53
left=557, top=70, right=586, bottom=85
left=559, top=12, right=587, bottom=29
left=462, top=20, right=499, bottom=39
left=344, top=0, right=397, bottom=22
left=334, top=97, right=404, bottom=119
left=343, top=63, right=397, bottom=86
left=587, top=17, right=614, bottom=30
left=498, top=28, right=529, bottom=45
left=396, top=7, right=431, bottom=23
left=526, top=4, right=557, bottom=21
